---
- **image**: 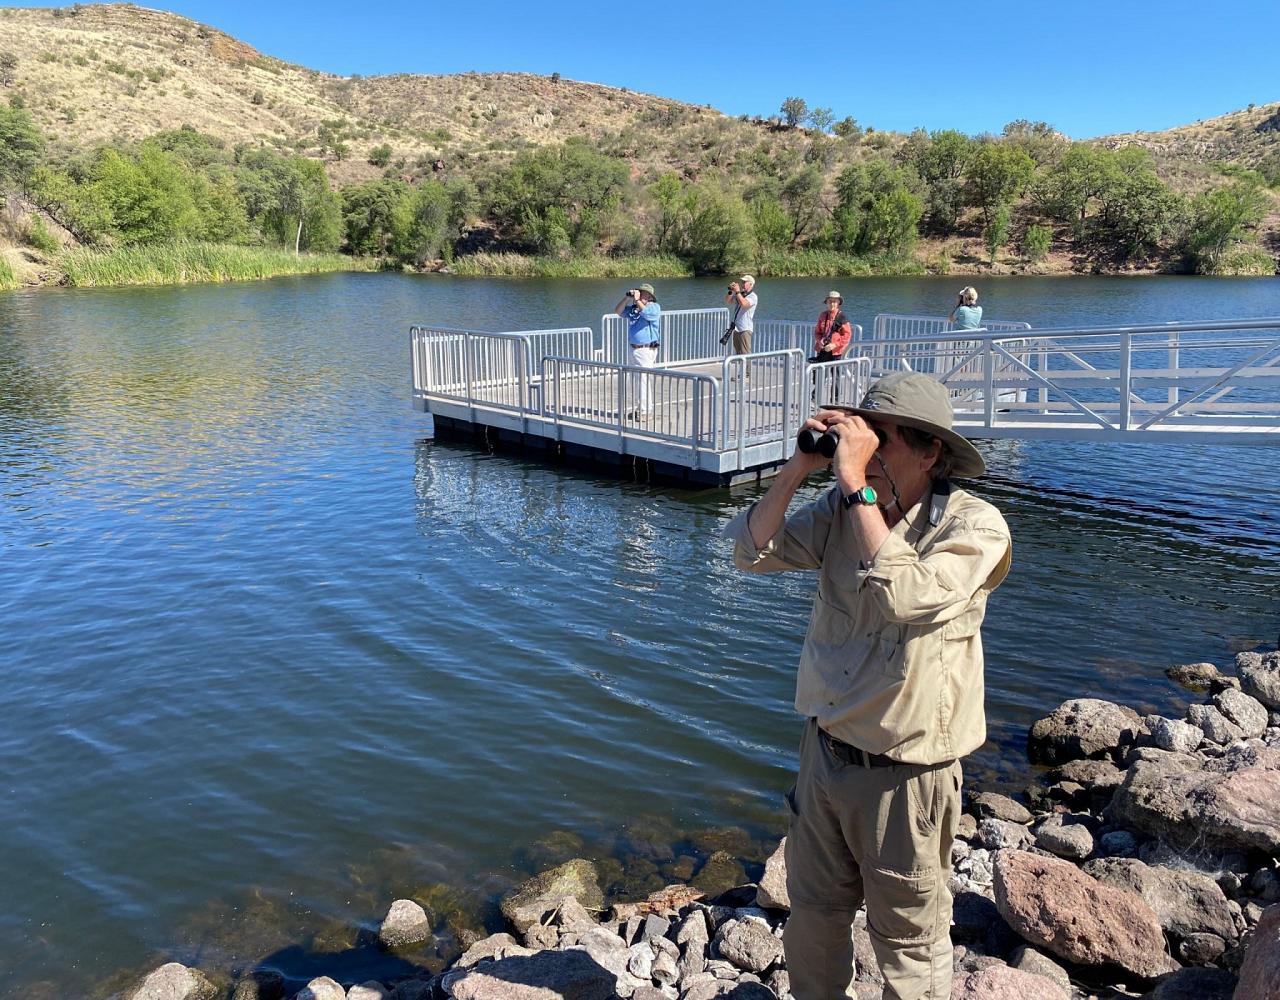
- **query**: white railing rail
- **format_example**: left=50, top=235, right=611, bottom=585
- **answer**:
left=541, top=356, right=717, bottom=451
left=601, top=308, right=731, bottom=365
left=809, top=356, right=874, bottom=413
left=720, top=349, right=807, bottom=464
left=865, top=313, right=1033, bottom=382
left=411, top=326, right=531, bottom=412
left=870, top=319, right=1280, bottom=433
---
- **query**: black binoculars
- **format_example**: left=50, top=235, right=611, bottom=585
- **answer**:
left=796, top=424, right=886, bottom=458
left=796, top=427, right=840, bottom=458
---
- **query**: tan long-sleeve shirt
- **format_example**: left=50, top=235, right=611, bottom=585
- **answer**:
left=724, top=485, right=1012, bottom=764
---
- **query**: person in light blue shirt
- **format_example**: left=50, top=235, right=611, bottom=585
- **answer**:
left=949, top=286, right=983, bottom=330
left=614, top=283, right=661, bottom=418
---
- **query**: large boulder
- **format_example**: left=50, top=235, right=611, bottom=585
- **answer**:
left=1216, top=688, right=1270, bottom=738
left=127, top=964, right=218, bottom=1000
left=1028, top=699, right=1144, bottom=765
left=1081, top=857, right=1237, bottom=942
left=499, top=860, right=603, bottom=934
left=448, top=949, right=618, bottom=1000
left=992, top=850, right=1168, bottom=978
left=755, top=839, right=788, bottom=910
left=1108, top=754, right=1280, bottom=854
left=1235, top=903, right=1280, bottom=1000
left=713, top=917, right=783, bottom=974
left=1238, top=650, right=1280, bottom=710
left=1143, top=967, right=1237, bottom=999
left=949, top=965, right=1069, bottom=999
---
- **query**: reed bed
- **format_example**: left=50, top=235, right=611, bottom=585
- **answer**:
left=0, top=256, right=17, bottom=291
left=60, top=242, right=373, bottom=287
left=448, top=252, right=693, bottom=279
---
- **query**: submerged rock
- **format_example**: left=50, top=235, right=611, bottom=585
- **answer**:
left=992, top=849, right=1168, bottom=978
left=500, top=859, right=603, bottom=934
left=127, top=964, right=218, bottom=1000
left=1166, top=662, right=1224, bottom=691
left=379, top=899, right=432, bottom=950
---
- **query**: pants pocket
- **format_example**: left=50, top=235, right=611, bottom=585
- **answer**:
left=905, top=767, right=940, bottom=836
left=863, top=865, right=938, bottom=947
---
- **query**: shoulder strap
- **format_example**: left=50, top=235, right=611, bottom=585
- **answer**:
left=929, top=479, right=952, bottom=527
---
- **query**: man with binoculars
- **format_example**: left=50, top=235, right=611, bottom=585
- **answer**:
left=724, top=372, right=1012, bottom=1000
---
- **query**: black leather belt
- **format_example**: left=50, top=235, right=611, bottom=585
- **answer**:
left=820, top=727, right=898, bottom=768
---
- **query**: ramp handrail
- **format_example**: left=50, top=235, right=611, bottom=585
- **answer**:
left=719, top=349, right=807, bottom=463
left=809, top=356, right=874, bottom=413
left=873, top=320, right=1280, bottom=433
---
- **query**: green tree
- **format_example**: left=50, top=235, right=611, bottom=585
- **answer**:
left=832, top=116, right=861, bottom=139
left=966, top=143, right=1035, bottom=227
left=89, top=146, right=202, bottom=244
left=1000, top=120, right=1066, bottom=167
left=649, top=172, right=684, bottom=252
left=236, top=149, right=341, bottom=253
left=368, top=143, right=393, bottom=168
left=780, top=165, right=826, bottom=245
left=780, top=96, right=808, bottom=128
left=342, top=177, right=411, bottom=256
left=1035, top=143, right=1110, bottom=228
left=900, top=128, right=975, bottom=234
left=807, top=107, right=835, bottom=133
left=0, top=102, right=45, bottom=190
left=1185, top=181, right=1268, bottom=272
left=833, top=159, right=921, bottom=257
left=679, top=183, right=752, bottom=274
left=749, top=193, right=791, bottom=253
left=489, top=139, right=627, bottom=253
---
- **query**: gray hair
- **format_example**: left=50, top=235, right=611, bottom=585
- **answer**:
left=900, top=426, right=955, bottom=482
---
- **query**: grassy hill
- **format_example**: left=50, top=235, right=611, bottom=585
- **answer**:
left=0, top=2, right=781, bottom=187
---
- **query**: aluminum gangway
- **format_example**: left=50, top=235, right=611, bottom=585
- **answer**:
left=865, top=317, right=1280, bottom=443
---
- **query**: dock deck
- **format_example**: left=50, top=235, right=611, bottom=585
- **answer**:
left=412, top=311, right=1280, bottom=485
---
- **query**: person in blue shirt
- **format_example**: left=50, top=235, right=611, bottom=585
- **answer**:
left=614, top=283, right=661, bottom=418
left=949, top=286, right=983, bottom=330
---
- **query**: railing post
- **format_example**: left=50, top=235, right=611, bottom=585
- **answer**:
left=781, top=352, right=793, bottom=454
left=982, top=340, right=995, bottom=427
left=1168, top=330, right=1179, bottom=406
left=1119, top=332, right=1132, bottom=431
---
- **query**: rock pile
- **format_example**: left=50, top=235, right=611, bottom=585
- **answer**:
left=117, top=650, right=1280, bottom=1000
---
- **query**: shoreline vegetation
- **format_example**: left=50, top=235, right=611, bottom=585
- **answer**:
left=57, top=241, right=374, bottom=288
left=103, top=647, right=1280, bottom=1000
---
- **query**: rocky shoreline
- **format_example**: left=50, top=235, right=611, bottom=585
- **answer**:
left=115, top=649, right=1280, bottom=1000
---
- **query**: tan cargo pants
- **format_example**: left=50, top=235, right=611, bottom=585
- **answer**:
left=731, top=328, right=753, bottom=355
left=783, top=718, right=962, bottom=1000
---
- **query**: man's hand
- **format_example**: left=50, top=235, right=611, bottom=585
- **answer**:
left=822, top=411, right=880, bottom=494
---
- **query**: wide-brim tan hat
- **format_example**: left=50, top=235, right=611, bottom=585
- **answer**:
left=822, top=370, right=986, bottom=478
left=638, top=282, right=656, bottom=295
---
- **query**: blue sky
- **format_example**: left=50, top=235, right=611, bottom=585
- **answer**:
left=18, top=0, right=1279, bottom=138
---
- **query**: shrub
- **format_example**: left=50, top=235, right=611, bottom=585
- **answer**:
left=1023, top=223, right=1051, bottom=262
left=985, top=204, right=1011, bottom=263
left=368, top=143, right=392, bottom=167
left=23, top=216, right=60, bottom=253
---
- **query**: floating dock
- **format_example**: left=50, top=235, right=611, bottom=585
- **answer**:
left=411, top=310, right=1280, bottom=486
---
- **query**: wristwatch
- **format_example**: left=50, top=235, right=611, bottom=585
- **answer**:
left=841, top=485, right=877, bottom=509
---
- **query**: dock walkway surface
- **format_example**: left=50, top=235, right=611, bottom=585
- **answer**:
left=411, top=310, right=1280, bottom=486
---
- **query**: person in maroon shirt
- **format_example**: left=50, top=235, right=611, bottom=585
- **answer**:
left=812, top=291, right=853, bottom=362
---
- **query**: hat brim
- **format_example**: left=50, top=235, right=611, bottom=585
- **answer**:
left=818, top=404, right=987, bottom=478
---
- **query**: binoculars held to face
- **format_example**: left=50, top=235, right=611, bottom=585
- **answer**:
left=796, top=427, right=840, bottom=458
left=796, top=424, right=887, bottom=458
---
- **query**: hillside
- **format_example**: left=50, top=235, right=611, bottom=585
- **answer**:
left=1104, top=101, right=1280, bottom=174
left=0, top=2, right=779, bottom=186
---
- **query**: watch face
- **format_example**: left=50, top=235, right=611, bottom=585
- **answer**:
left=860, top=486, right=877, bottom=505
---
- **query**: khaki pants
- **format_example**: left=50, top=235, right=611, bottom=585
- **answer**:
left=731, top=328, right=753, bottom=355
left=783, top=719, right=961, bottom=1000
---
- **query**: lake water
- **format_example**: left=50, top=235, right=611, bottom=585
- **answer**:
left=1, top=274, right=1278, bottom=995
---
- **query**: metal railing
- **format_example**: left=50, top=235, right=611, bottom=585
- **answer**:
left=541, top=356, right=717, bottom=450
left=872, top=319, right=1280, bottom=434
left=411, top=326, right=531, bottom=412
left=809, top=355, right=874, bottom=412
left=600, top=308, right=730, bottom=365
left=720, top=350, right=806, bottom=465
left=865, top=313, right=1032, bottom=381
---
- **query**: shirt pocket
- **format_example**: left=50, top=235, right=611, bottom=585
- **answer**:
left=875, top=622, right=908, bottom=677
left=810, top=592, right=855, bottom=646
